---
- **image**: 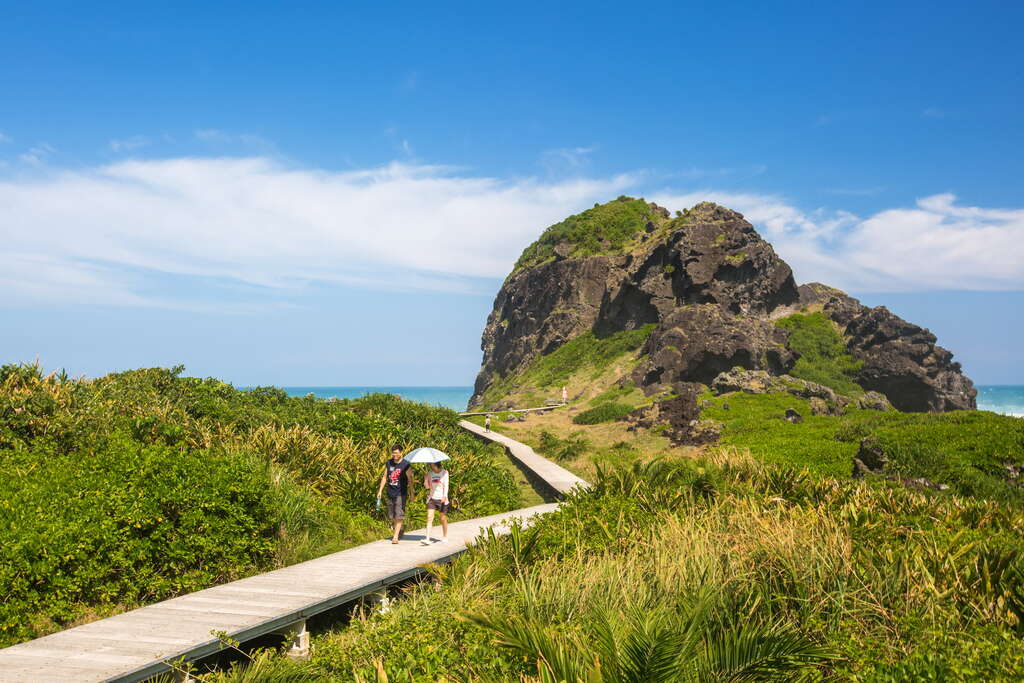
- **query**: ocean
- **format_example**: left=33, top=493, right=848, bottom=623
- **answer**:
left=281, top=386, right=474, bottom=412
left=976, top=385, right=1024, bottom=418
left=280, top=385, right=1024, bottom=417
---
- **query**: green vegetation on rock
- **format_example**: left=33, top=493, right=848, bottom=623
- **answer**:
left=0, top=363, right=518, bottom=647
left=513, top=196, right=668, bottom=271
left=776, top=311, right=863, bottom=395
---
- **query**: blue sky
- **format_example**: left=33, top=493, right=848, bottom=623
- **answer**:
left=1, top=0, right=1022, bottom=385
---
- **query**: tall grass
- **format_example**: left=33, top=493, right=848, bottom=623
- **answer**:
left=208, top=450, right=1024, bottom=680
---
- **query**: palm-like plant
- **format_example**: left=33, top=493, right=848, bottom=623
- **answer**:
left=468, top=588, right=833, bottom=682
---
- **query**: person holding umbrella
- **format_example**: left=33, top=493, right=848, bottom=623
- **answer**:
left=377, top=445, right=414, bottom=544
left=405, top=447, right=451, bottom=545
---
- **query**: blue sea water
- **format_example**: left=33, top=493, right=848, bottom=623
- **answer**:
left=976, top=385, right=1024, bottom=418
left=281, top=386, right=474, bottom=412
left=277, top=385, right=1024, bottom=417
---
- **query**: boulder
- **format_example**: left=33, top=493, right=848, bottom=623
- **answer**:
left=623, top=383, right=719, bottom=445
left=809, top=397, right=830, bottom=416
left=857, top=391, right=894, bottom=412
left=784, top=408, right=803, bottom=424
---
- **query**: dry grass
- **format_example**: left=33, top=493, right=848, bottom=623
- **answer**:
left=486, top=406, right=697, bottom=482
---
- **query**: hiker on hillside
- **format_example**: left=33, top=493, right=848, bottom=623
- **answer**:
left=484, top=413, right=491, bottom=432
left=421, top=461, right=450, bottom=545
left=562, top=386, right=568, bottom=404
left=376, top=445, right=414, bottom=544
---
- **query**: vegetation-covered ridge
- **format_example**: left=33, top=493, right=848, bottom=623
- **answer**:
left=512, top=196, right=740, bottom=273
left=477, top=325, right=655, bottom=409
left=0, top=363, right=519, bottom=648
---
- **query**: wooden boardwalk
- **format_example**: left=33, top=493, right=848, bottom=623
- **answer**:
left=0, top=424, right=586, bottom=682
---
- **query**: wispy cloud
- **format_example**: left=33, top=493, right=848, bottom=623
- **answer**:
left=651, top=190, right=1024, bottom=292
left=0, top=157, right=637, bottom=307
left=2, top=153, right=1020, bottom=311
left=18, top=143, right=55, bottom=165
left=109, top=135, right=150, bottom=153
left=922, top=107, right=946, bottom=119
left=0, top=131, right=11, bottom=144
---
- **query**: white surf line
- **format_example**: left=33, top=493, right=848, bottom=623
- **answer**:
left=0, top=425, right=587, bottom=683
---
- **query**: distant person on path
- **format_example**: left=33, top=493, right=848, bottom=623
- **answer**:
left=421, top=462, right=450, bottom=544
left=377, top=445, right=413, bottom=544
left=562, top=386, right=568, bottom=404
left=484, top=413, right=491, bottom=432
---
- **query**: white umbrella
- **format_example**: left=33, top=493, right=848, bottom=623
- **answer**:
left=405, top=447, right=450, bottom=464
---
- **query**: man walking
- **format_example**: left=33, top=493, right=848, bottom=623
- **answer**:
left=484, top=413, right=491, bottom=432
left=377, top=445, right=414, bottom=544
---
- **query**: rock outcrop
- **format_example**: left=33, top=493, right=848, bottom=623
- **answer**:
left=474, top=200, right=799, bottom=403
left=798, top=284, right=976, bottom=411
left=471, top=197, right=976, bottom=412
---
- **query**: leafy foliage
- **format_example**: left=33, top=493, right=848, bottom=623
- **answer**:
left=776, top=311, right=864, bottom=395
left=0, top=363, right=518, bottom=646
left=537, top=429, right=590, bottom=461
left=208, top=450, right=1024, bottom=681
left=513, top=197, right=667, bottom=271
left=573, top=401, right=634, bottom=425
left=702, top=391, right=1024, bottom=500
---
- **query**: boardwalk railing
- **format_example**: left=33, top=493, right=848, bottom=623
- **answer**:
left=0, top=423, right=587, bottom=683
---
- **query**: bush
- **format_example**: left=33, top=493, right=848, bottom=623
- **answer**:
left=776, top=312, right=863, bottom=395
left=537, top=430, right=590, bottom=461
left=573, top=401, right=634, bottom=425
left=0, top=362, right=520, bottom=646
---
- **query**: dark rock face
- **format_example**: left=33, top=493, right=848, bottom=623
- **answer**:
left=798, top=284, right=976, bottom=412
left=473, top=203, right=799, bottom=405
left=633, top=306, right=795, bottom=392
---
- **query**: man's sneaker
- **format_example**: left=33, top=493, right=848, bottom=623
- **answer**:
left=439, top=537, right=449, bottom=543
left=420, top=538, right=432, bottom=546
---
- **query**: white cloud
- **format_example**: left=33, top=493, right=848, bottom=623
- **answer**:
left=2, top=154, right=1020, bottom=311
left=18, top=143, right=55, bottom=165
left=0, top=131, right=11, bottom=143
left=651, top=190, right=1024, bottom=292
left=109, top=135, right=150, bottom=153
left=0, top=157, right=637, bottom=307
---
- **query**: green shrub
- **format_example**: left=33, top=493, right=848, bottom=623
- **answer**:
left=573, top=402, right=634, bottom=425
left=775, top=311, right=863, bottom=395
left=513, top=197, right=663, bottom=271
left=0, top=362, right=519, bottom=646
left=537, top=430, right=590, bottom=461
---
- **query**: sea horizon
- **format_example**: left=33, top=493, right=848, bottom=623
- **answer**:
left=265, top=384, right=1024, bottom=417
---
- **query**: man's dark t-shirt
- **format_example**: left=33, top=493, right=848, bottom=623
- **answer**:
left=385, top=459, right=411, bottom=498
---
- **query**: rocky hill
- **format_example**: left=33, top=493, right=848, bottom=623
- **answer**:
left=471, top=197, right=976, bottom=412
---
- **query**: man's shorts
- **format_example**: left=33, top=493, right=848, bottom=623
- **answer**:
left=426, top=498, right=450, bottom=513
left=385, top=494, right=405, bottom=521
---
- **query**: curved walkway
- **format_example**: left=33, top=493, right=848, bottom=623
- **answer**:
left=0, top=423, right=587, bottom=682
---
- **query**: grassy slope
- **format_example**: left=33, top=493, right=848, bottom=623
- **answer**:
left=477, top=325, right=655, bottom=410
left=0, top=364, right=520, bottom=647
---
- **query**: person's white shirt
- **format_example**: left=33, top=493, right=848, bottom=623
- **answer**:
left=425, top=469, right=449, bottom=500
